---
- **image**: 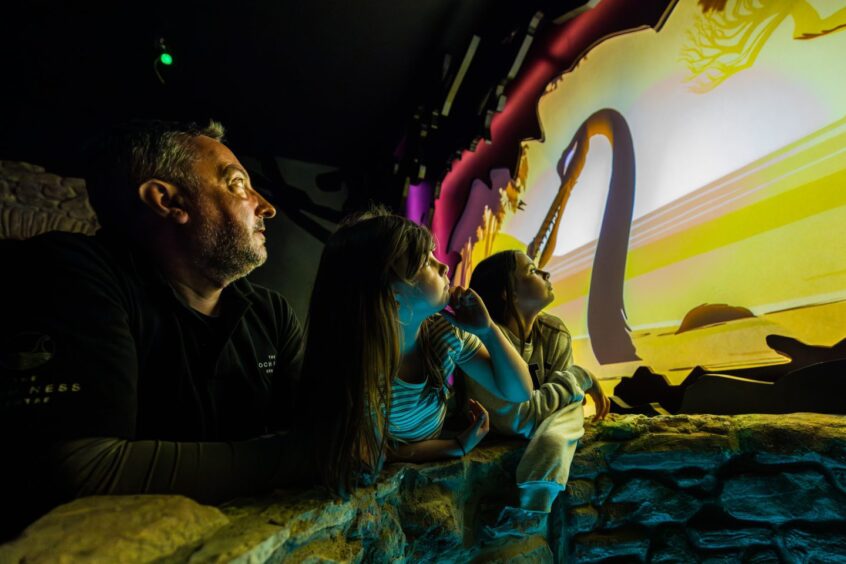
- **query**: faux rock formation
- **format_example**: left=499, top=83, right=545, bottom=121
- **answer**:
left=2, top=413, right=845, bottom=563
left=0, top=496, right=229, bottom=562
left=0, top=160, right=98, bottom=240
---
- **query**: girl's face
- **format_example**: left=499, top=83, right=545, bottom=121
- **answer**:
left=394, top=251, right=450, bottom=316
left=512, top=252, right=554, bottom=315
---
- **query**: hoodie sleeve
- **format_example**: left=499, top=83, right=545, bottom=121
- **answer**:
left=538, top=314, right=594, bottom=393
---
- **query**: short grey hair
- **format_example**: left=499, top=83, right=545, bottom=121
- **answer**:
left=130, top=120, right=225, bottom=195
left=84, top=119, right=227, bottom=234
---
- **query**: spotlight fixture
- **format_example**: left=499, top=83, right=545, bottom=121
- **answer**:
left=153, top=37, right=173, bottom=84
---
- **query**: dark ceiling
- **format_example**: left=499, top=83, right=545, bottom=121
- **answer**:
left=2, top=0, right=585, bottom=207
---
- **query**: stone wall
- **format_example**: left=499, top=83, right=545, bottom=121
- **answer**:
left=2, top=413, right=845, bottom=563
left=0, top=160, right=97, bottom=239
left=559, top=413, right=846, bottom=563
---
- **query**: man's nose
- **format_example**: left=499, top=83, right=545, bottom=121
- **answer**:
left=254, top=189, right=276, bottom=219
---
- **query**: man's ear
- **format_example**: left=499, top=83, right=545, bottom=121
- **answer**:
left=138, top=180, right=189, bottom=224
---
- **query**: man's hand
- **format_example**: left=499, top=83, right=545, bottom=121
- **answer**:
left=586, top=372, right=611, bottom=421
left=442, top=287, right=494, bottom=337
left=457, top=399, right=490, bottom=452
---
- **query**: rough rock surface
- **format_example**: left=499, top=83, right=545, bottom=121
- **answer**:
left=2, top=414, right=846, bottom=562
left=0, top=160, right=98, bottom=239
left=564, top=413, right=846, bottom=563
left=0, top=496, right=229, bottom=562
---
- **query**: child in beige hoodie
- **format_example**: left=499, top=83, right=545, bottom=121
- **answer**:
left=467, top=250, right=610, bottom=517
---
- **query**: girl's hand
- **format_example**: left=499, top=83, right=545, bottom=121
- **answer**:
left=442, top=287, right=494, bottom=337
left=458, top=399, right=490, bottom=452
left=585, top=372, right=611, bottom=421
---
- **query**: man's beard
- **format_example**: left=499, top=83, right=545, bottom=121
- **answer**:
left=193, top=213, right=267, bottom=286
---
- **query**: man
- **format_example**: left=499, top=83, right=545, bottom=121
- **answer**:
left=0, top=121, right=306, bottom=537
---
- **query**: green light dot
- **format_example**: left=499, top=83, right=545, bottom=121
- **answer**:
left=160, top=53, right=173, bottom=66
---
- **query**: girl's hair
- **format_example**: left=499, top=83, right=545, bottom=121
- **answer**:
left=469, top=250, right=529, bottom=351
left=297, top=206, right=443, bottom=494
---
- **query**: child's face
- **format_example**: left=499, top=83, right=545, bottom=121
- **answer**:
left=513, top=252, right=554, bottom=315
left=394, top=251, right=451, bottom=316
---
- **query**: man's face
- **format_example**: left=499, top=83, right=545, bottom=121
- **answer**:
left=183, top=135, right=276, bottom=284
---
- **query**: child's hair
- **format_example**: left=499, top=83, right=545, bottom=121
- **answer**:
left=469, top=250, right=527, bottom=344
left=298, top=206, right=445, bottom=494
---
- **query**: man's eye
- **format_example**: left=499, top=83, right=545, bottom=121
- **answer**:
left=230, top=177, right=247, bottom=190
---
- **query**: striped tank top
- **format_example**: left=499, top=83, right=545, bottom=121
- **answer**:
left=388, top=314, right=482, bottom=443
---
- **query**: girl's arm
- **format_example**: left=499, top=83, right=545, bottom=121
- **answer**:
left=387, top=400, right=490, bottom=463
left=387, top=439, right=464, bottom=463
left=443, top=287, right=532, bottom=403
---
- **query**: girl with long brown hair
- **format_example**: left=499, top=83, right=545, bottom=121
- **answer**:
left=467, top=249, right=610, bottom=516
left=297, top=208, right=533, bottom=494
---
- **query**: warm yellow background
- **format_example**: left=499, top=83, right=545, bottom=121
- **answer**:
left=480, top=0, right=846, bottom=388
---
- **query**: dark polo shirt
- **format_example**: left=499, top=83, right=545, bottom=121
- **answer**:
left=0, top=230, right=307, bottom=536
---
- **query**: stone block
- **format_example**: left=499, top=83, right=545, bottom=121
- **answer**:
left=177, top=515, right=287, bottom=564
left=572, top=528, right=650, bottom=562
left=721, top=470, right=846, bottom=523
left=606, top=478, right=701, bottom=526
left=649, top=526, right=699, bottom=563
left=0, top=495, right=228, bottom=562
left=398, top=482, right=462, bottom=541
left=780, top=528, right=846, bottom=563
left=283, top=534, right=364, bottom=563
left=753, top=451, right=846, bottom=470
left=609, top=432, right=731, bottom=472
left=474, top=534, right=553, bottom=564
left=595, top=474, right=614, bottom=505
left=732, top=413, right=846, bottom=464
left=563, top=479, right=595, bottom=506
left=670, top=467, right=718, bottom=492
left=688, top=527, right=772, bottom=550
left=570, top=442, right=619, bottom=478
left=591, top=414, right=649, bottom=440
left=567, top=505, right=599, bottom=534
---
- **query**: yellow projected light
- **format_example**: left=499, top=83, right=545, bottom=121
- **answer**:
left=472, top=0, right=846, bottom=386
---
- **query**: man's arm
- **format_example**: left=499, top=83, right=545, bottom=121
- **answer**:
left=41, top=433, right=308, bottom=504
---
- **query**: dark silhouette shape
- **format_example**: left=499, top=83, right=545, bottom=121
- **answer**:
left=612, top=366, right=700, bottom=414
left=680, top=359, right=846, bottom=415
left=527, top=108, right=639, bottom=364
left=766, top=334, right=846, bottom=366
left=612, top=335, right=846, bottom=415
left=250, top=155, right=345, bottom=243
left=675, top=303, right=756, bottom=334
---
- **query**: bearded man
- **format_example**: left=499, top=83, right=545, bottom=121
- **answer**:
left=0, top=121, right=306, bottom=538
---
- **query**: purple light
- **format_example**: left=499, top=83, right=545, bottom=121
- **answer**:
left=405, top=181, right=433, bottom=225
